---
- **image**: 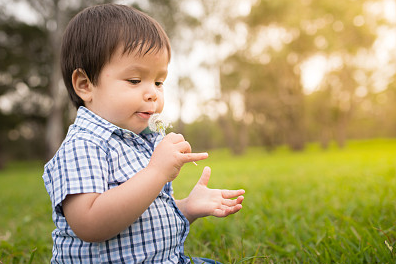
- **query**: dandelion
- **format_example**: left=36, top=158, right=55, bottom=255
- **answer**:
left=149, top=114, right=197, bottom=166
left=149, top=114, right=171, bottom=137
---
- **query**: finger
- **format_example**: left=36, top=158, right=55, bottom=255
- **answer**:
left=213, top=204, right=243, bottom=217
left=212, top=208, right=224, bottom=218
left=197, top=166, right=211, bottom=186
left=221, top=198, right=240, bottom=207
left=221, top=195, right=244, bottom=207
left=165, top=132, right=185, bottom=143
left=181, top=152, right=208, bottom=163
left=228, top=204, right=243, bottom=215
left=221, top=189, right=245, bottom=199
left=176, top=141, right=192, bottom=154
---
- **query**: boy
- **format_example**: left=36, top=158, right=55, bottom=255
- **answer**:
left=42, top=4, right=245, bottom=264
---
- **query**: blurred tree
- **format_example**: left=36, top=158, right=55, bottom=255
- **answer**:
left=142, top=0, right=201, bottom=135
left=221, top=0, right=380, bottom=150
left=1, top=0, right=394, bottom=162
left=182, top=115, right=226, bottom=152
left=0, top=0, right=203, bottom=164
left=183, top=0, right=252, bottom=155
left=0, top=0, right=113, bottom=162
left=0, top=15, right=51, bottom=166
left=25, top=0, right=113, bottom=160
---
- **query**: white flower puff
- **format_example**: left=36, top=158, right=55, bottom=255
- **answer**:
left=148, top=114, right=172, bottom=136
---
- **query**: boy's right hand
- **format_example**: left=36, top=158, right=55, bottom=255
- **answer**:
left=148, top=132, right=208, bottom=182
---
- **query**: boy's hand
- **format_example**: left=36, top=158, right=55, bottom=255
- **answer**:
left=177, top=166, right=245, bottom=223
left=149, top=132, right=208, bottom=182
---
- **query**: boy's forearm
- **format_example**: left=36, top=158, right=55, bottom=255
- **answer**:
left=63, top=166, right=167, bottom=242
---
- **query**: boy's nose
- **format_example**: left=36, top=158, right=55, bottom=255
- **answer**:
left=144, top=85, right=158, bottom=102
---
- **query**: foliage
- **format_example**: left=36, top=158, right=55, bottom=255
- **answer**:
left=219, top=0, right=390, bottom=153
left=182, top=116, right=227, bottom=152
left=0, top=18, right=51, bottom=95
left=0, top=18, right=51, bottom=164
left=0, top=0, right=203, bottom=163
left=1, top=139, right=396, bottom=263
left=1, top=0, right=396, bottom=163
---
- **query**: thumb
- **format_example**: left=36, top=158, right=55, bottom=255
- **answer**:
left=197, top=166, right=211, bottom=186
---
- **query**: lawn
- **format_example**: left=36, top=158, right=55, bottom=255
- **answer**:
left=1, top=139, right=396, bottom=263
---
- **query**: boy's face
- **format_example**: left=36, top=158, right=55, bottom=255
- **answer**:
left=85, top=46, right=168, bottom=134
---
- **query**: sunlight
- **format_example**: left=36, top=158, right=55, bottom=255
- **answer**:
left=0, top=0, right=39, bottom=25
left=300, top=55, right=327, bottom=94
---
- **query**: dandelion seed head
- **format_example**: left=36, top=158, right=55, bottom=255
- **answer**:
left=148, top=114, right=172, bottom=135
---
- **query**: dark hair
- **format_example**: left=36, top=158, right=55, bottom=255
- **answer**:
left=61, top=4, right=171, bottom=108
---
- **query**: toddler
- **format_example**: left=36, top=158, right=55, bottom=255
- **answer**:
left=43, top=4, right=245, bottom=263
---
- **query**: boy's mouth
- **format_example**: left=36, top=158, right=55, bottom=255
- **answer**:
left=136, top=111, right=154, bottom=119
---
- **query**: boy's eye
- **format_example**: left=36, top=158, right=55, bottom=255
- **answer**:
left=155, top=82, right=163, bottom=87
left=128, top=79, right=140, bottom=84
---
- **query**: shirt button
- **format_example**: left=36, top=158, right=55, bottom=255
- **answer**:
left=123, top=133, right=132, bottom=139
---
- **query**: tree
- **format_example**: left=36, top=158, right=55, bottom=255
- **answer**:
left=141, top=0, right=201, bottom=134
left=183, top=0, right=253, bottom=154
left=0, top=14, right=51, bottom=165
left=0, top=0, right=204, bottom=163
left=220, top=0, right=380, bottom=151
left=0, top=0, right=117, bottom=162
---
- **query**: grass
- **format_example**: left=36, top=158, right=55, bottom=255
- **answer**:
left=1, top=139, right=396, bottom=263
left=0, top=161, right=52, bottom=263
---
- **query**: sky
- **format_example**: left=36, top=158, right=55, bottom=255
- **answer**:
left=2, top=1, right=40, bottom=24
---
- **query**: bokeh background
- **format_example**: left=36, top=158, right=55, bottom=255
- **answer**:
left=2, top=1, right=396, bottom=262
left=0, top=0, right=395, bottom=163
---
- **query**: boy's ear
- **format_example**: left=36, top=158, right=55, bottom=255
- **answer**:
left=72, top=68, right=93, bottom=103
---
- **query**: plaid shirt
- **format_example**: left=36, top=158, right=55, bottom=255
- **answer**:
left=43, top=107, right=190, bottom=263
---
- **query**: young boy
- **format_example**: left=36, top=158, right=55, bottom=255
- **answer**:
left=42, top=4, right=245, bottom=263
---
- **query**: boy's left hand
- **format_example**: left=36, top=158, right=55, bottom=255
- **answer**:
left=177, top=166, right=245, bottom=223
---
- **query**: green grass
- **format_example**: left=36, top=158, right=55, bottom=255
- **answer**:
left=1, top=139, right=396, bottom=263
left=0, top=161, right=53, bottom=263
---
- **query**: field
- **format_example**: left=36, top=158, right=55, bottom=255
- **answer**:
left=1, top=139, right=396, bottom=263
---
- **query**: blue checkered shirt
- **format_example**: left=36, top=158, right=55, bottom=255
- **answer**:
left=43, top=107, right=190, bottom=263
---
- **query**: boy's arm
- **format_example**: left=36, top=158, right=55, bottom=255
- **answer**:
left=175, top=167, right=245, bottom=224
left=63, top=133, right=208, bottom=242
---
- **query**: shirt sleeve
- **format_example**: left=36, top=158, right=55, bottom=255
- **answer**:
left=161, top=181, right=173, bottom=195
left=44, top=136, right=109, bottom=212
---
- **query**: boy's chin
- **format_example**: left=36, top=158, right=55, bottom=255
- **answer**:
left=131, top=126, right=147, bottom=135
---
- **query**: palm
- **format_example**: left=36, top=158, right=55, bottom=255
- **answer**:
left=185, top=167, right=245, bottom=219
